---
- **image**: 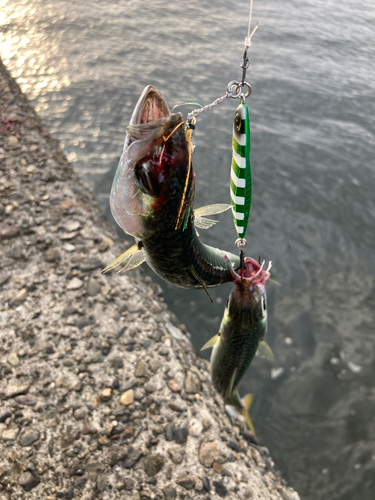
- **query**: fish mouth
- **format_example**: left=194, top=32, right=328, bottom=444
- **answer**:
left=231, top=257, right=271, bottom=286
left=126, top=86, right=183, bottom=142
left=130, top=85, right=171, bottom=125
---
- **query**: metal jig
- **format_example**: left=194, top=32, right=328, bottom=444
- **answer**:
left=182, top=0, right=259, bottom=277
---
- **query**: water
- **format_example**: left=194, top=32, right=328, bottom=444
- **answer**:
left=2, top=0, right=375, bottom=497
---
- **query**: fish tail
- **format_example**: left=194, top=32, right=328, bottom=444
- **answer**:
left=240, top=393, right=255, bottom=433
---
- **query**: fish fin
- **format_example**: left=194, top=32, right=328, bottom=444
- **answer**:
left=194, top=216, right=218, bottom=230
left=228, top=367, right=239, bottom=397
left=195, top=203, right=231, bottom=217
left=189, top=266, right=213, bottom=303
left=200, top=332, right=221, bottom=351
left=100, top=242, right=145, bottom=274
left=256, top=340, right=274, bottom=362
left=241, top=394, right=255, bottom=433
left=194, top=203, right=231, bottom=229
left=269, top=278, right=282, bottom=286
left=116, top=247, right=146, bottom=273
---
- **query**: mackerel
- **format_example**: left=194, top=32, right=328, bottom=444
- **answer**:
left=202, top=257, right=273, bottom=430
left=104, top=86, right=240, bottom=292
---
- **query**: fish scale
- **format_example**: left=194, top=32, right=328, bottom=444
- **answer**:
left=201, top=257, right=272, bottom=432
left=106, top=85, right=241, bottom=289
left=142, top=195, right=240, bottom=289
left=211, top=300, right=264, bottom=401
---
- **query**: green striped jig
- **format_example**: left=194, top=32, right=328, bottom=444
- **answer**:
left=230, top=100, right=252, bottom=239
left=184, top=0, right=258, bottom=249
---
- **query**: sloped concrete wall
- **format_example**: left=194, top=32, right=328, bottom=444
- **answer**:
left=0, top=58, right=300, bottom=500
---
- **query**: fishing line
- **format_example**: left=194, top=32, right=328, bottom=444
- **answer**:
left=171, top=102, right=203, bottom=112
left=162, top=118, right=195, bottom=233
left=186, top=1, right=257, bottom=125
left=173, top=0, right=260, bottom=284
left=174, top=118, right=196, bottom=230
left=184, top=0, right=259, bottom=276
left=163, top=121, right=184, bottom=142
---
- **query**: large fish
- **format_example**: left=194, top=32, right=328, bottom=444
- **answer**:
left=202, top=257, right=273, bottom=431
left=103, top=86, right=240, bottom=294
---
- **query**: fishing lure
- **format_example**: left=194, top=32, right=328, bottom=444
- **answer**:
left=186, top=1, right=257, bottom=255
left=230, top=100, right=252, bottom=239
left=230, top=0, right=258, bottom=248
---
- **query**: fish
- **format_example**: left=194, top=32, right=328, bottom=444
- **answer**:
left=103, top=85, right=240, bottom=295
left=201, top=256, right=273, bottom=431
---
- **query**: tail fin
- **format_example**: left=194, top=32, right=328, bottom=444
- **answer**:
left=241, top=393, right=255, bottom=433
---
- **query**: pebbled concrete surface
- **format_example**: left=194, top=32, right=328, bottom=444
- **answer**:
left=0, top=57, right=300, bottom=500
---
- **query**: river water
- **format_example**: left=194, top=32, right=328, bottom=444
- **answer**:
left=1, top=0, right=375, bottom=498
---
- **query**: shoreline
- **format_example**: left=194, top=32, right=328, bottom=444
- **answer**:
left=0, top=57, right=300, bottom=500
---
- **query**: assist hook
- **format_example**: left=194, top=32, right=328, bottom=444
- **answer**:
left=241, top=46, right=250, bottom=87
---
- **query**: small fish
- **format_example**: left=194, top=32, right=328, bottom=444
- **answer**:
left=230, top=101, right=252, bottom=239
left=201, top=257, right=273, bottom=431
left=103, top=86, right=240, bottom=295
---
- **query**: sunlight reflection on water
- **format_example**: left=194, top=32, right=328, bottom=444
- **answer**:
left=1, top=1, right=375, bottom=498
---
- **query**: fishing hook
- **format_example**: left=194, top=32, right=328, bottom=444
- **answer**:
left=241, top=47, right=250, bottom=87
left=240, top=249, right=245, bottom=285
left=235, top=238, right=247, bottom=284
left=186, top=0, right=258, bottom=123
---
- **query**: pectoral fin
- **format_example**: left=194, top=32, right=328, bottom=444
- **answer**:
left=194, top=203, right=231, bottom=230
left=200, top=333, right=221, bottom=351
left=195, top=216, right=218, bottom=230
left=256, top=340, right=274, bottom=362
left=100, top=242, right=146, bottom=274
left=195, top=203, right=231, bottom=217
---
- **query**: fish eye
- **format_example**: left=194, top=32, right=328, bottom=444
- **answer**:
left=134, top=158, right=161, bottom=198
left=234, top=112, right=241, bottom=132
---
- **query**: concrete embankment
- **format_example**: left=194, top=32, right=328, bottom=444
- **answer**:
left=0, top=58, right=300, bottom=500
